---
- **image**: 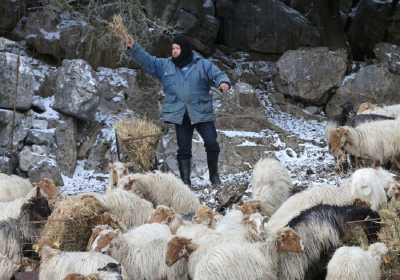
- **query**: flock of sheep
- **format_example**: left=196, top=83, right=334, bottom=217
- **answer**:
left=0, top=102, right=399, bottom=279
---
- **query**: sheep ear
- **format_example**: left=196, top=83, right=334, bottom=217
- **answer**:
left=186, top=240, right=198, bottom=254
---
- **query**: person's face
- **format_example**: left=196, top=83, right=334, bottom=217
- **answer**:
left=172, top=43, right=181, bottom=58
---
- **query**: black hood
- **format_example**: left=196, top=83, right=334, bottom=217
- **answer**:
left=172, top=35, right=194, bottom=68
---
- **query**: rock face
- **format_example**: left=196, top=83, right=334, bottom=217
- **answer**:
left=13, top=9, right=121, bottom=68
left=140, top=0, right=219, bottom=54
left=326, top=64, right=400, bottom=117
left=53, top=59, right=100, bottom=121
left=274, top=47, right=347, bottom=105
left=289, top=0, right=347, bottom=49
left=0, top=52, right=35, bottom=110
left=0, top=109, right=32, bottom=151
left=55, top=116, right=77, bottom=177
left=374, top=42, right=400, bottom=74
left=348, top=0, right=395, bottom=60
left=216, top=0, right=321, bottom=54
left=0, top=0, right=24, bottom=35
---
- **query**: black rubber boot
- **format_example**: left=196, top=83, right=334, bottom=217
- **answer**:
left=178, top=159, right=191, bottom=186
left=207, top=152, right=221, bottom=186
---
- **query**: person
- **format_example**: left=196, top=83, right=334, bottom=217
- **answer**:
left=126, top=34, right=231, bottom=187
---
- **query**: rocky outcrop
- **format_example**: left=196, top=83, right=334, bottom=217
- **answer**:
left=374, top=42, right=400, bottom=74
left=326, top=64, right=400, bottom=117
left=274, top=47, right=347, bottom=105
left=53, top=59, right=100, bottom=121
left=216, top=0, right=321, bottom=54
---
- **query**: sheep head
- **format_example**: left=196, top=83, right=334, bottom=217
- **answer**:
left=33, top=178, right=59, bottom=200
left=87, top=225, right=120, bottom=253
left=148, top=205, right=176, bottom=224
left=166, top=237, right=197, bottom=266
left=243, top=212, right=265, bottom=242
left=22, top=186, right=52, bottom=223
left=108, top=161, right=129, bottom=188
left=328, top=127, right=350, bottom=158
left=276, top=227, right=303, bottom=253
left=193, top=205, right=218, bottom=227
left=239, top=200, right=262, bottom=216
left=357, top=102, right=376, bottom=114
left=388, top=181, right=400, bottom=200
left=39, top=244, right=60, bottom=263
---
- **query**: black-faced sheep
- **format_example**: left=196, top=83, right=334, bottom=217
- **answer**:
left=250, top=158, right=292, bottom=217
left=119, top=171, right=201, bottom=214
left=0, top=187, right=51, bottom=265
left=265, top=204, right=381, bottom=280
left=266, top=167, right=388, bottom=237
left=326, top=242, right=388, bottom=280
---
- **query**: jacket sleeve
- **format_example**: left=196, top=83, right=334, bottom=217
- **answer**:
left=203, top=59, right=231, bottom=89
left=126, top=43, right=165, bottom=79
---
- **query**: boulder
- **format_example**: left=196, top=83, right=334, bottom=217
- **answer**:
left=374, top=42, right=400, bottom=74
left=216, top=0, right=321, bottom=54
left=13, top=9, right=121, bottom=68
left=53, top=59, right=100, bottom=121
left=0, top=37, right=29, bottom=56
left=28, top=158, right=64, bottom=186
left=326, top=64, right=400, bottom=117
left=0, top=0, right=24, bottom=35
left=18, top=145, right=48, bottom=172
left=289, top=0, right=347, bottom=49
left=274, top=47, right=347, bottom=105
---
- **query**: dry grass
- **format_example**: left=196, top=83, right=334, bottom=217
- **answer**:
left=108, top=14, right=132, bottom=44
left=378, top=200, right=400, bottom=279
left=114, top=118, right=162, bottom=172
left=35, top=195, right=120, bottom=252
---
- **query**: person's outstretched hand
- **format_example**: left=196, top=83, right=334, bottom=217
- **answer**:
left=126, top=35, right=135, bottom=49
left=219, top=82, right=230, bottom=93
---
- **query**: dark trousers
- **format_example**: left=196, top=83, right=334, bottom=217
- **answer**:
left=175, top=112, right=220, bottom=160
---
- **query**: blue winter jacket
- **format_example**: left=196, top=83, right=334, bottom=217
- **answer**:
left=127, top=43, right=231, bottom=125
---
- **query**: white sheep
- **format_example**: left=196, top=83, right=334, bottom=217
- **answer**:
left=266, top=167, right=389, bottom=236
left=328, top=119, right=400, bottom=168
left=193, top=242, right=276, bottom=280
left=90, top=188, right=154, bottom=229
left=357, top=102, right=400, bottom=118
left=107, top=161, right=129, bottom=190
left=0, top=187, right=51, bottom=264
left=0, top=254, right=19, bottom=280
left=215, top=209, right=266, bottom=242
left=119, top=171, right=201, bottom=214
left=0, top=173, right=33, bottom=202
left=250, top=158, right=292, bottom=216
left=0, top=181, right=56, bottom=221
left=39, top=245, right=129, bottom=280
left=106, top=223, right=188, bottom=280
left=326, top=242, right=388, bottom=280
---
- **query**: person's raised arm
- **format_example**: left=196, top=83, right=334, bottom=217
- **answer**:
left=125, top=36, right=164, bottom=79
left=203, top=59, right=231, bottom=93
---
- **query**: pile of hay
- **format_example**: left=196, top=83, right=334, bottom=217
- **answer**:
left=35, top=195, right=120, bottom=252
left=379, top=200, right=400, bottom=279
left=115, top=118, right=162, bottom=172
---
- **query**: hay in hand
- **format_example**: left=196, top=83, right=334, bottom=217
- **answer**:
left=35, top=195, right=120, bottom=252
left=378, top=200, right=400, bottom=279
left=114, top=118, right=162, bottom=172
left=109, top=14, right=132, bottom=44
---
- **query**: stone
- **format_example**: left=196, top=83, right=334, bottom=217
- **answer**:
left=216, top=0, right=321, bottom=54
left=274, top=47, right=347, bottom=105
left=53, top=59, right=100, bottom=121
left=0, top=109, right=32, bottom=150
left=28, top=158, right=64, bottom=186
left=18, top=145, right=48, bottom=172
left=374, top=42, right=400, bottom=74
left=55, top=116, right=77, bottom=177
left=25, top=129, right=55, bottom=146
left=326, top=64, right=400, bottom=117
